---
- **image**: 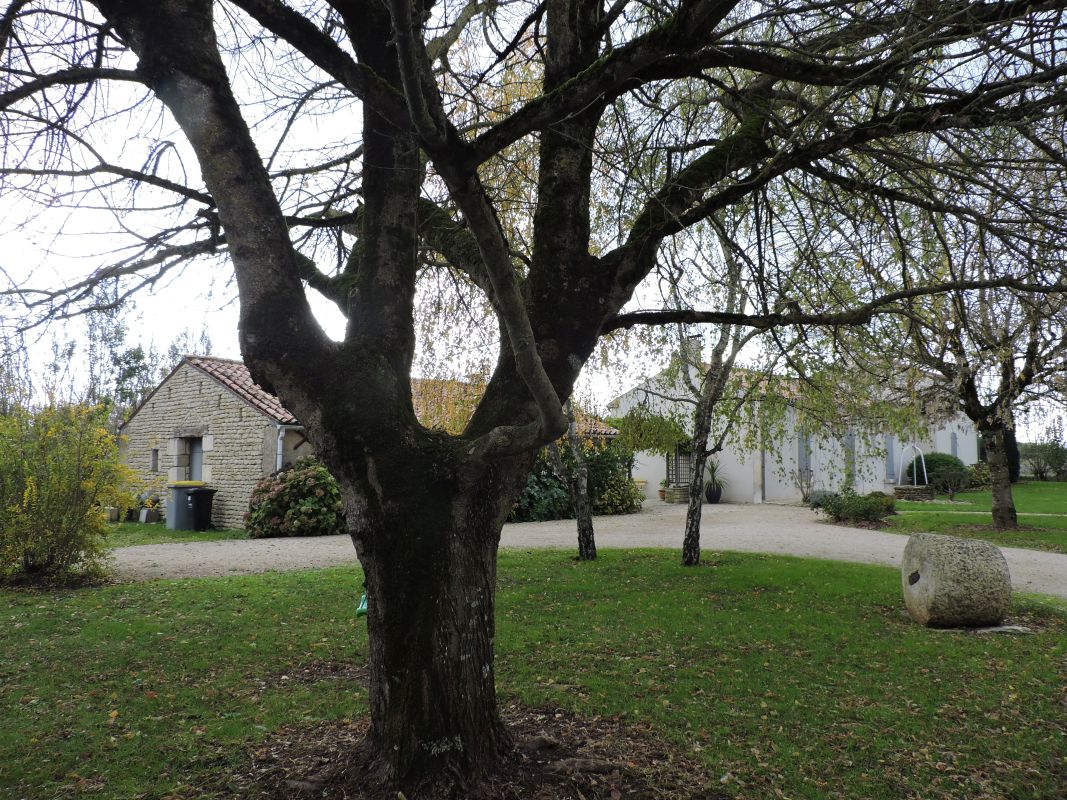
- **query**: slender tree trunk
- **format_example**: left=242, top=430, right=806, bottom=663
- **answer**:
left=569, top=458, right=596, bottom=560
left=548, top=434, right=596, bottom=560
left=681, top=393, right=713, bottom=566
left=984, top=427, right=1018, bottom=531
left=564, top=403, right=596, bottom=561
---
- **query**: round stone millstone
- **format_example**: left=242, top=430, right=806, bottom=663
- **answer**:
left=901, top=533, right=1012, bottom=628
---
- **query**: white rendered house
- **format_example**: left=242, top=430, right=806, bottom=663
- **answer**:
left=607, top=367, right=979, bottom=504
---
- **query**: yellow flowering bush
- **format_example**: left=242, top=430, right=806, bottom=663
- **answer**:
left=0, top=403, right=134, bottom=583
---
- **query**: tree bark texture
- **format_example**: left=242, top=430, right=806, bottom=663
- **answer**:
left=983, top=427, right=1019, bottom=531
left=681, top=394, right=712, bottom=567
left=548, top=434, right=596, bottom=561
left=566, top=432, right=596, bottom=562
left=346, top=448, right=527, bottom=791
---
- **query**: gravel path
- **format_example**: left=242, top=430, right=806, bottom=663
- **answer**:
left=110, top=502, right=1067, bottom=598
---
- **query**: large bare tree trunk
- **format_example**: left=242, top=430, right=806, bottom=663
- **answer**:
left=333, top=443, right=528, bottom=793
left=984, top=427, right=1019, bottom=530
left=360, top=509, right=506, bottom=789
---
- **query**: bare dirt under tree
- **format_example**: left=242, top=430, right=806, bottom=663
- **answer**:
left=222, top=685, right=725, bottom=800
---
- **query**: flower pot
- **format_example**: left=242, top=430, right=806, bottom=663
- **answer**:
left=704, top=484, right=723, bottom=504
left=657, top=489, right=666, bottom=501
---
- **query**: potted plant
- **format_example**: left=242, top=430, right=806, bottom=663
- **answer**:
left=137, top=491, right=163, bottom=524
left=703, top=460, right=728, bottom=504
left=658, top=479, right=667, bottom=501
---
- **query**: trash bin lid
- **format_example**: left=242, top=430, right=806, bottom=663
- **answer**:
left=186, top=487, right=218, bottom=495
left=168, top=481, right=205, bottom=488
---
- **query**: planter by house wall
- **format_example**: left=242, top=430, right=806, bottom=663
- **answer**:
left=663, top=486, right=689, bottom=503
left=894, top=485, right=935, bottom=501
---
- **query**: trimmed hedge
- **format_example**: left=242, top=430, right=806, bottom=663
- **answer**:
left=906, top=452, right=969, bottom=497
left=819, top=490, right=895, bottom=523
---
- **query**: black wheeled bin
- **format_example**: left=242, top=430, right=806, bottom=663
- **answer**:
left=187, top=487, right=218, bottom=531
left=166, top=481, right=204, bottom=530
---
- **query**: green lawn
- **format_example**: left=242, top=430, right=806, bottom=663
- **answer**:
left=2, top=551, right=1065, bottom=799
left=891, top=481, right=1067, bottom=552
left=105, top=522, right=248, bottom=548
left=895, top=481, right=1067, bottom=514
left=888, top=512, right=1067, bottom=553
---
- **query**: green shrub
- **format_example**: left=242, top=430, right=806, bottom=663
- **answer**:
left=592, top=468, right=645, bottom=515
left=820, top=490, right=894, bottom=523
left=905, top=452, right=969, bottom=495
left=510, top=457, right=572, bottom=522
left=968, top=461, right=990, bottom=488
left=865, top=490, right=896, bottom=515
left=1021, top=434, right=1067, bottom=481
left=510, top=440, right=643, bottom=522
left=807, top=490, right=837, bottom=509
left=0, top=403, right=134, bottom=584
left=937, top=463, right=970, bottom=499
left=245, top=459, right=345, bottom=538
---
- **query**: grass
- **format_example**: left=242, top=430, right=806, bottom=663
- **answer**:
left=887, top=512, right=1067, bottom=553
left=105, top=522, right=248, bottom=548
left=890, top=481, right=1067, bottom=553
left=895, top=481, right=1067, bottom=514
left=2, top=550, right=1066, bottom=799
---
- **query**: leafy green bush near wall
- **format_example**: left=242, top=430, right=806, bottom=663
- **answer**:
left=0, top=403, right=134, bottom=584
left=906, top=452, right=969, bottom=496
left=245, top=459, right=346, bottom=538
left=968, top=461, right=991, bottom=488
left=820, top=490, right=895, bottom=523
left=510, top=440, right=643, bottom=522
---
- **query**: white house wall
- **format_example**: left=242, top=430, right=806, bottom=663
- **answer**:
left=630, top=451, right=666, bottom=499
left=611, top=370, right=980, bottom=504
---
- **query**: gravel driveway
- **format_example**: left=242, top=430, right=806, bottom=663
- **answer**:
left=110, top=502, right=1067, bottom=599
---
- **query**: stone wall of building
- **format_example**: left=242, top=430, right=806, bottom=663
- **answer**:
left=120, top=362, right=277, bottom=529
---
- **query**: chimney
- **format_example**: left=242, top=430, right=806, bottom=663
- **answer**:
left=679, top=333, right=703, bottom=366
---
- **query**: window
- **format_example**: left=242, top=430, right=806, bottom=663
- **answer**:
left=150, top=448, right=159, bottom=472
left=842, top=433, right=856, bottom=484
left=665, top=445, right=696, bottom=486
left=950, top=432, right=958, bottom=458
left=797, top=434, right=812, bottom=474
left=885, top=434, right=896, bottom=481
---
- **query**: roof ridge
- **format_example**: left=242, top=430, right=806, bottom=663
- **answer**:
left=185, top=356, right=300, bottom=425
left=186, top=354, right=244, bottom=364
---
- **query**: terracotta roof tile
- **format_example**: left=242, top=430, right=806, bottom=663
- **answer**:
left=574, top=411, right=619, bottom=437
left=186, top=356, right=299, bottom=424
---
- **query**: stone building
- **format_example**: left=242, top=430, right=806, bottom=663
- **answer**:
left=123, top=356, right=619, bottom=530
left=120, top=356, right=310, bottom=530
